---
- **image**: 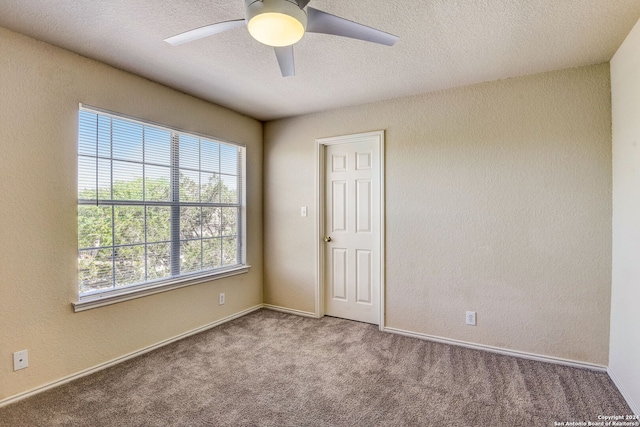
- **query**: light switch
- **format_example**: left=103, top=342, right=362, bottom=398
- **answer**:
left=301, top=206, right=307, bottom=217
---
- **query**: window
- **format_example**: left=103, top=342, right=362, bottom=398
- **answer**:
left=76, top=105, right=246, bottom=308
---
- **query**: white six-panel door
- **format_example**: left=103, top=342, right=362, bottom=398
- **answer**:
left=322, top=133, right=382, bottom=325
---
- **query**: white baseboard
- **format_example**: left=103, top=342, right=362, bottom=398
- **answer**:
left=383, top=326, right=608, bottom=372
left=0, top=304, right=263, bottom=408
left=262, top=304, right=319, bottom=318
left=608, top=367, right=640, bottom=416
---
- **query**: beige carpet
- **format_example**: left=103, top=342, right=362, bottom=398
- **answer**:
left=0, top=309, right=631, bottom=426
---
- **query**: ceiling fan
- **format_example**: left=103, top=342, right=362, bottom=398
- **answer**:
left=164, top=0, right=399, bottom=77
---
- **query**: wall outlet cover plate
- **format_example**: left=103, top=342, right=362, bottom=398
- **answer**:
left=13, top=350, right=28, bottom=371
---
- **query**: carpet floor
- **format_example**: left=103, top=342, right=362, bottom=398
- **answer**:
left=0, top=309, right=632, bottom=426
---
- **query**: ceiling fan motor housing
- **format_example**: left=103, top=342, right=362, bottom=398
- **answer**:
left=245, top=0, right=308, bottom=47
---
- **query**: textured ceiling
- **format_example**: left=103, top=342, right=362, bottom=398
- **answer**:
left=1, top=0, right=639, bottom=121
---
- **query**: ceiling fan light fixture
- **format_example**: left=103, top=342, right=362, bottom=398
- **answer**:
left=246, top=0, right=307, bottom=47
left=248, top=13, right=305, bottom=46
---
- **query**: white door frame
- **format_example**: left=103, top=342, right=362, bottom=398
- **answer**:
left=315, top=130, right=385, bottom=330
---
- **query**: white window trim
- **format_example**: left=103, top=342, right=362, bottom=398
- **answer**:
left=72, top=265, right=250, bottom=312
left=74, top=104, right=248, bottom=311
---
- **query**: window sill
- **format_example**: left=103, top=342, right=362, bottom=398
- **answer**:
left=72, top=265, right=251, bottom=312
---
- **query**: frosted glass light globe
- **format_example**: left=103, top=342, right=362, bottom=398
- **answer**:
left=246, top=0, right=308, bottom=47
left=248, top=12, right=305, bottom=47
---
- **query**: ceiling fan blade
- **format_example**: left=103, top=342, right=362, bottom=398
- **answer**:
left=164, top=19, right=246, bottom=46
left=295, top=0, right=312, bottom=8
left=306, top=7, right=398, bottom=46
left=274, top=46, right=295, bottom=77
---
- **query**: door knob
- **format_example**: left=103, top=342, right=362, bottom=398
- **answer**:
left=324, top=236, right=332, bottom=242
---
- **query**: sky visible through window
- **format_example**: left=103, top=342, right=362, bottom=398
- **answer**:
left=78, top=113, right=239, bottom=202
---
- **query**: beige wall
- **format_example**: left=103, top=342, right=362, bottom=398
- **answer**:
left=610, top=18, right=640, bottom=415
left=264, top=64, right=613, bottom=365
left=0, top=27, right=263, bottom=400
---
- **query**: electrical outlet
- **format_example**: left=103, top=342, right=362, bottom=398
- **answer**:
left=219, top=292, right=225, bottom=305
left=13, top=350, right=28, bottom=371
left=466, top=311, right=477, bottom=326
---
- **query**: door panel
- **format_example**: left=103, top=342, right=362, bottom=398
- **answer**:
left=356, top=249, right=372, bottom=304
left=332, top=248, right=348, bottom=301
left=356, top=179, right=371, bottom=233
left=332, top=181, right=347, bottom=232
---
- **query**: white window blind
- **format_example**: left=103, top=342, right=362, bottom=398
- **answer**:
left=77, top=105, right=246, bottom=302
